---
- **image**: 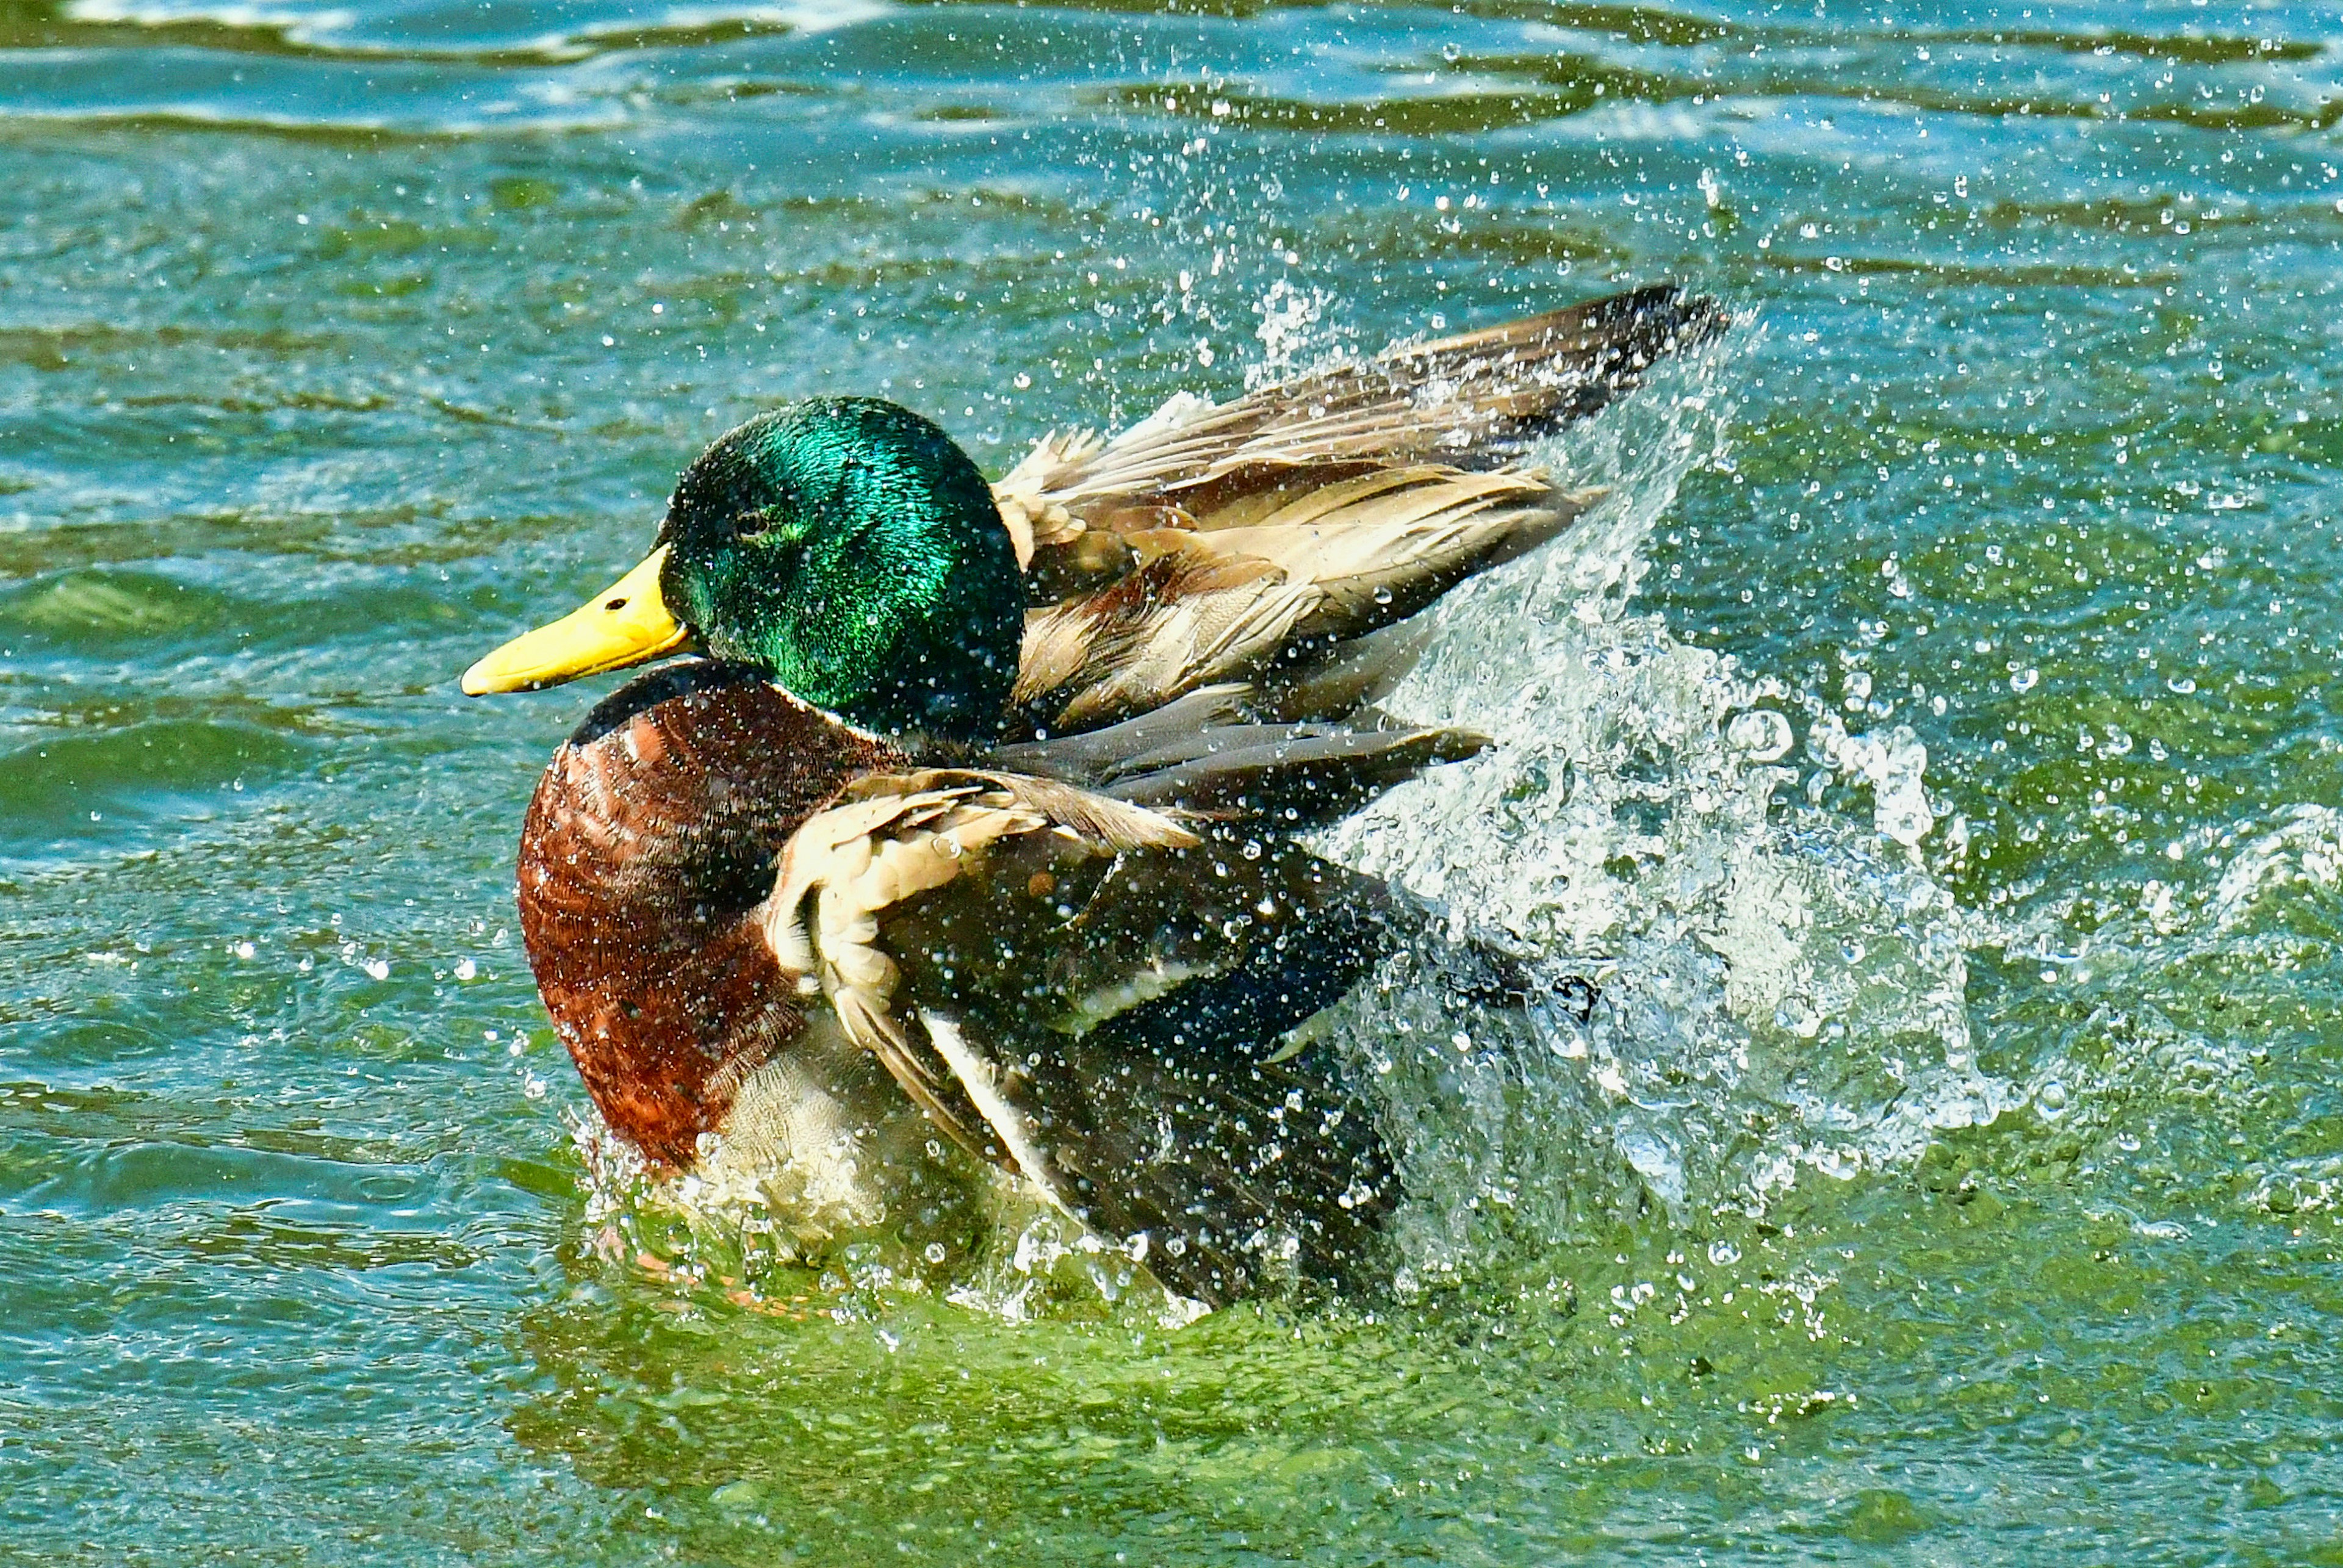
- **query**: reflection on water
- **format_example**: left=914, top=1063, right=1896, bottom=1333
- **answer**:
left=5, top=0, right=2343, bottom=1560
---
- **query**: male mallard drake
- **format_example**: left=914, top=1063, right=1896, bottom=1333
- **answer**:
left=464, top=284, right=1724, bottom=1306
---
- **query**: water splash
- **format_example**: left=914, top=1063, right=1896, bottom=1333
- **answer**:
left=1244, top=276, right=1352, bottom=391
left=1962, top=799, right=2343, bottom=1185
left=1314, top=340, right=2014, bottom=1281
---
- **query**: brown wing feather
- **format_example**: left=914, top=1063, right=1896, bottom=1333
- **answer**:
left=754, top=769, right=1196, bottom=1178
left=997, top=282, right=1725, bottom=538
left=1007, top=471, right=1597, bottom=733
left=997, top=285, right=1724, bottom=736
left=1011, top=543, right=1317, bottom=733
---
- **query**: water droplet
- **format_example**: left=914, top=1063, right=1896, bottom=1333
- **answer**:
left=1726, top=708, right=1793, bottom=761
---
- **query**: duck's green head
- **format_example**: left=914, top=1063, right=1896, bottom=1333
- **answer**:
left=462, top=397, right=1023, bottom=742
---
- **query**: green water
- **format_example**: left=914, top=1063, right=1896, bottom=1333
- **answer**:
left=5, top=0, right=2343, bottom=1560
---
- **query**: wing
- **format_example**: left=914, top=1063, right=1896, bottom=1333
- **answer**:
left=754, top=768, right=1194, bottom=1162
left=994, top=283, right=1728, bottom=530
left=1007, top=466, right=1593, bottom=735
left=992, top=680, right=1486, bottom=829
left=753, top=763, right=1421, bottom=1304
left=993, top=284, right=1727, bottom=735
left=879, top=830, right=1412, bottom=1306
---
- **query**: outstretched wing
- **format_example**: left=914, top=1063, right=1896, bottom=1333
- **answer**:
left=1007, top=465, right=1594, bottom=734
left=995, top=283, right=1727, bottom=530
left=993, top=284, right=1728, bottom=735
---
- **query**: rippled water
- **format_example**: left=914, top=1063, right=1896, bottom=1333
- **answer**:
left=6, top=0, right=2343, bottom=1559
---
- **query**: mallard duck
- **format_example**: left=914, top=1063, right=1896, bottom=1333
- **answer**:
left=464, top=284, right=1724, bottom=1306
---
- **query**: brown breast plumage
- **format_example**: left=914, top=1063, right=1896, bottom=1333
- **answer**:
left=514, top=660, right=905, bottom=1167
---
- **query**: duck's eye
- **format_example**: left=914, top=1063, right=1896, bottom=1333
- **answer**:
left=735, top=508, right=777, bottom=538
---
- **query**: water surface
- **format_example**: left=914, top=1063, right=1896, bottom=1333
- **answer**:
left=5, top=0, right=2343, bottom=1561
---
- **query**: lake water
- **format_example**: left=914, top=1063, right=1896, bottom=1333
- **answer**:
left=5, top=1, right=2343, bottom=1561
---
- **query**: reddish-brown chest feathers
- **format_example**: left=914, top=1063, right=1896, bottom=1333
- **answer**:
left=514, top=663, right=905, bottom=1167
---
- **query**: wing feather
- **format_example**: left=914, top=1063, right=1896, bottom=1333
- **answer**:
left=996, top=283, right=1723, bottom=534
left=755, top=771, right=1197, bottom=1173
left=1006, top=472, right=1597, bottom=732
left=993, top=287, right=1723, bottom=735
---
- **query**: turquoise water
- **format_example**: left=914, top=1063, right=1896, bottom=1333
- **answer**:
left=5, top=0, right=2343, bottom=1559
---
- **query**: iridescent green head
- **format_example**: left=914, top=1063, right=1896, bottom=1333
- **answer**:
left=659, top=398, right=1021, bottom=739
left=464, top=397, right=1023, bottom=744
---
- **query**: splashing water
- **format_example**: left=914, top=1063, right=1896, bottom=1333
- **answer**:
left=1244, top=276, right=1351, bottom=390
left=1315, top=335, right=2016, bottom=1283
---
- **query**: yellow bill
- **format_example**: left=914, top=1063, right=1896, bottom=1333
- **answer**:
left=461, top=546, right=691, bottom=696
